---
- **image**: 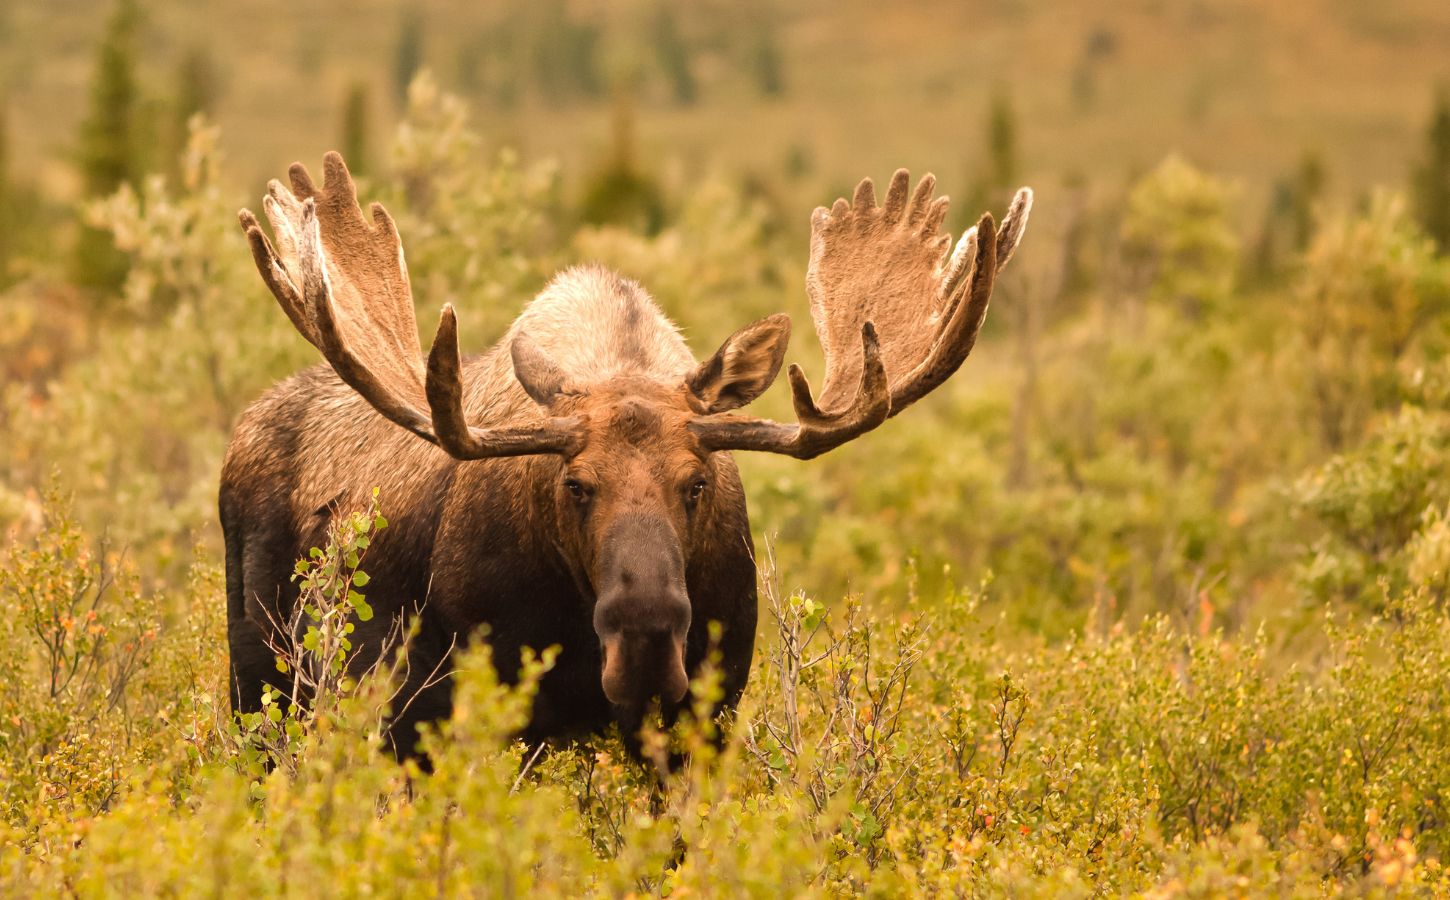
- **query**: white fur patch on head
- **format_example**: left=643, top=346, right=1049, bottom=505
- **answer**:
left=505, top=265, right=696, bottom=388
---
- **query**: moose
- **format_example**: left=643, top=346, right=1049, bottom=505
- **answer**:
left=223, top=152, right=1031, bottom=759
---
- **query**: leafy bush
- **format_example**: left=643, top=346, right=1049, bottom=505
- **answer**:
left=1293, top=405, right=1450, bottom=607
left=3, top=503, right=1450, bottom=895
left=0, top=499, right=221, bottom=843
left=1121, top=157, right=1239, bottom=318
left=1291, top=196, right=1450, bottom=450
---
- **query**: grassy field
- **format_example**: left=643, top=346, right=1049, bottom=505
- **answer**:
left=3, top=1, right=1450, bottom=895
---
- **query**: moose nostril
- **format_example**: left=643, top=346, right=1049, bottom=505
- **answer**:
left=594, top=590, right=691, bottom=636
left=598, top=629, right=689, bottom=706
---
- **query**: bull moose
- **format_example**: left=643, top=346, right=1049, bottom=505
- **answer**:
left=223, top=152, right=1031, bottom=759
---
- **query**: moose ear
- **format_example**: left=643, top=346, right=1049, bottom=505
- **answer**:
left=687, top=314, right=792, bottom=413
left=511, top=332, right=570, bottom=407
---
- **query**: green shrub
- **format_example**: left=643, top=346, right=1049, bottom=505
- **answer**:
left=1292, top=405, right=1450, bottom=608
left=4, top=501, right=1449, bottom=895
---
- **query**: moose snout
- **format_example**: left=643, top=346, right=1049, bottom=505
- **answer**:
left=592, top=515, right=691, bottom=706
left=594, top=585, right=691, bottom=706
left=598, top=626, right=689, bottom=707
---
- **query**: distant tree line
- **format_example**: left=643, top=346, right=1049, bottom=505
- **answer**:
left=1415, top=88, right=1450, bottom=251
left=69, top=0, right=220, bottom=294
left=26, top=0, right=1450, bottom=303
left=449, top=1, right=786, bottom=111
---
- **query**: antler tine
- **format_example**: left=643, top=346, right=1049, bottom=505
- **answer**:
left=690, top=172, right=1032, bottom=459
left=239, top=208, right=317, bottom=347
left=426, top=304, right=585, bottom=458
left=239, top=152, right=584, bottom=461
left=942, top=225, right=978, bottom=301
left=996, top=187, right=1033, bottom=270
left=941, top=187, right=1033, bottom=302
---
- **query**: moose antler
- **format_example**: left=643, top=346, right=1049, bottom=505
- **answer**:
left=239, top=152, right=582, bottom=459
left=690, top=170, right=1032, bottom=459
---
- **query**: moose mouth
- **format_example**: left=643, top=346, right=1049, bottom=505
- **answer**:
left=599, top=630, right=689, bottom=707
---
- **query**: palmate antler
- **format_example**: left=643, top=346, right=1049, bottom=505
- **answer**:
left=238, top=152, right=583, bottom=459
left=690, top=170, right=1032, bottom=458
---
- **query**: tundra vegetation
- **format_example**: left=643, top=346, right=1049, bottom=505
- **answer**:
left=3, top=8, right=1450, bottom=896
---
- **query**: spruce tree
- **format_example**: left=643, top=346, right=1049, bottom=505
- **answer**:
left=579, top=82, right=665, bottom=234
left=340, top=82, right=371, bottom=178
left=1250, top=178, right=1295, bottom=283
left=961, top=90, right=1019, bottom=229
left=167, top=46, right=218, bottom=179
left=173, top=47, right=218, bottom=132
left=1290, top=149, right=1325, bottom=251
left=653, top=5, right=697, bottom=106
left=987, top=91, right=1018, bottom=201
left=74, top=0, right=143, bottom=292
left=749, top=16, right=785, bottom=98
left=1413, top=89, right=1450, bottom=251
left=393, top=11, right=424, bottom=106
left=0, top=95, right=10, bottom=280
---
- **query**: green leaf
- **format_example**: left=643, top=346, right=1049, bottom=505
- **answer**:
left=850, top=803, right=882, bottom=846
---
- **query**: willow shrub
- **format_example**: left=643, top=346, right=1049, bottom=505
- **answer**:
left=2, top=502, right=1448, bottom=896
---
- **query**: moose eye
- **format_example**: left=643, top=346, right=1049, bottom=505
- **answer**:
left=563, top=478, right=591, bottom=504
left=687, top=478, right=708, bottom=503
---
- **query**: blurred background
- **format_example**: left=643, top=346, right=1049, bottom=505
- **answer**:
left=4, top=1, right=1449, bottom=221
left=3, top=0, right=1450, bottom=641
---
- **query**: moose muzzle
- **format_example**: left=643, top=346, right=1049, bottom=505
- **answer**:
left=592, top=515, right=691, bottom=706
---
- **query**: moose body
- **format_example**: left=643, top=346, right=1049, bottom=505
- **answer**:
left=222, top=267, right=760, bottom=753
left=224, top=152, right=1030, bottom=758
